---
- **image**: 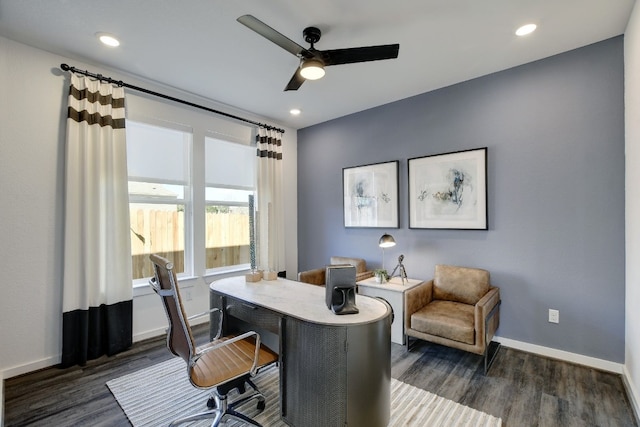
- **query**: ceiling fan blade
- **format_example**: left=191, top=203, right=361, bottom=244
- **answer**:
left=322, top=44, right=400, bottom=66
left=284, top=69, right=305, bottom=91
left=237, top=15, right=308, bottom=57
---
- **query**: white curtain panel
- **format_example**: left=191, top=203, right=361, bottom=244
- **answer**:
left=256, top=128, right=285, bottom=273
left=62, top=74, right=133, bottom=367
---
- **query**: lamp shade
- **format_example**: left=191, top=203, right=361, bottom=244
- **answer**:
left=378, top=233, right=396, bottom=248
left=300, top=59, right=325, bottom=80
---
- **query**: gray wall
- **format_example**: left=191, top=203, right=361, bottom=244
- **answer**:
left=297, top=37, right=625, bottom=362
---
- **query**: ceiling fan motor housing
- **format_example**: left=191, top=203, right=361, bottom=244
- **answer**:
left=303, top=26, right=321, bottom=45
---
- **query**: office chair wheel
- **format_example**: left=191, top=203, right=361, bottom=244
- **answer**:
left=207, top=396, right=216, bottom=409
left=257, top=400, right=266, bottom=411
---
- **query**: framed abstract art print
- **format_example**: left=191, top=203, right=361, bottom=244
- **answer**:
left=408, top=148, right=487, bottom=230
left=343, top=160, right=399, bottom=228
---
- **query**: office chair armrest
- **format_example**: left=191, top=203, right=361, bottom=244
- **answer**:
left=188, top=307, right=220, bottom=321
left=190, top=307, right=225, bottom=340
left=195, top=330, right=264, bottom=375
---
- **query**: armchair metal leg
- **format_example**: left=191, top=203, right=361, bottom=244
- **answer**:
left=483, top=299, right=501, bottom=375
left=405, top=335, right=414, bottom=351
left=483, top=340, right=501, bottom=375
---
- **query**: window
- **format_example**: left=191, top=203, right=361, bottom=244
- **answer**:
left=204, top=137, right=256, bottom=273
left=124, top=93, right=259, bottom=286
left=126, top=120, right=192, bottom=282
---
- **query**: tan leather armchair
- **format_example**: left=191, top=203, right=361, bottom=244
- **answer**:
left=297, top=256, right=374, bottom=286
left=404, top=264, right=501, bottom=374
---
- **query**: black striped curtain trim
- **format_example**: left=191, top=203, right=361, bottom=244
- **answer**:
left=67, top=107, right=126, bottom=129
left=69, top=85, right=125, bottom=108
left=257, top=135, right=282, bottom=147
left=257, top=149, right=283, bottom=160
left=256, top=133, right=282, bottom=160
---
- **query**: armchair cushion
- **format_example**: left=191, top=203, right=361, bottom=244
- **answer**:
left=433, top=264, right=489, bottom=305
left=411, top=300, right=475, bottom=345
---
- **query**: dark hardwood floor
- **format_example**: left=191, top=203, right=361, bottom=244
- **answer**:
left=4, top=325, right=638, bottom=426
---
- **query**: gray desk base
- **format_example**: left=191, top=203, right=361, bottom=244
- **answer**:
left=210, top=290, right=391, bottom=427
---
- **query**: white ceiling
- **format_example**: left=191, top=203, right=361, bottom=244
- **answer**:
left=0, top=0, right=635, bottom=129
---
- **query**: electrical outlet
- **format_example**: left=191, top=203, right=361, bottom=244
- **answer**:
left=548, top=309, right=559, bottom=324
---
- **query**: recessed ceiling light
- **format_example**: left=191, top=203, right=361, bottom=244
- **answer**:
left=515, top=24, right=537, bottom=37
left=96, top=32, right=120, bottom=47
left=290, top=108, right=301, bottom=116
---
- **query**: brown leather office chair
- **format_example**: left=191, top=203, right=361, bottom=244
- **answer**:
left=404, top=264, right=501, bottom=374
left=297, top=256, right=374, bottom=285
left=149, top=254, right=278, bottom=427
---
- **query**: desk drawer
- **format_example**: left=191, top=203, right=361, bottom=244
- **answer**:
left=226, top=297, right=281, bottom=334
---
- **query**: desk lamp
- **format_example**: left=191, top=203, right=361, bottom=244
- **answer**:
left=378, top=233, right=396, bottom=271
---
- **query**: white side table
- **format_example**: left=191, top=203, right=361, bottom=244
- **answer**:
left=357, top=277, right=424, bottom=344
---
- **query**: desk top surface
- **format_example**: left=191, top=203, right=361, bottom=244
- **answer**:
left=210, top=276, right=390, bottom=326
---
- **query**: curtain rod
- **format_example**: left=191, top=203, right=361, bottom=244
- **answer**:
left=60, top=63, right=285, bottom=134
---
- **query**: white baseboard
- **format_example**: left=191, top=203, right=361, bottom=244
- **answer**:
left=132, top=327, right=166, bottom=343
left=2, top=355, right=60, bottom=380
left=495, top=336, right=624, bottom=373
left=622, top=365, right=640, bottom=425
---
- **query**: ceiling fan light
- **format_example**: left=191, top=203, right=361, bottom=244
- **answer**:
left=300, top=59, right=325, bottom=80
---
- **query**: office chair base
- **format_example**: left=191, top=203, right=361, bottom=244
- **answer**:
left=169, top=379, right=266, bottom=427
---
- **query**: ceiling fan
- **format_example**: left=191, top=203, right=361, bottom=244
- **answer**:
left=237, top=15, right=400, bottom=91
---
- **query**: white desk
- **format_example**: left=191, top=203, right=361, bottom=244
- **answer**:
left=210, top=276, right=392, bottom=427
left=357, top=277, right=424, bottom=344
left=211, top=275, right=388, bottom=325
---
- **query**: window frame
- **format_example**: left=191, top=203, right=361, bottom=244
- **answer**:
left=126, top=119, right=194, bottom=287
left=204, top=187, right=254, bottom=276
left=125, top=95, right=257, bottom=290
left=204, top=140, right=257, bottom=275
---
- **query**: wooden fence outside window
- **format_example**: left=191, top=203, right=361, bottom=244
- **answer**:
left=130, top=208, right=249, bottom=280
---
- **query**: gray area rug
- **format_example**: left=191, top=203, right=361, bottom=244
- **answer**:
left=107, top=358, right=501, bottom=427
